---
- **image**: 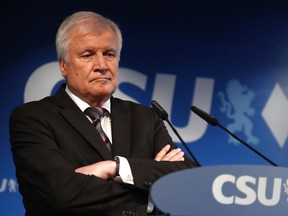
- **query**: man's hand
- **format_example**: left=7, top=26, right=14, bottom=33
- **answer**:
left=154, top=144, right=184, bottom=162
left=75, top=160, right=117, bottom=180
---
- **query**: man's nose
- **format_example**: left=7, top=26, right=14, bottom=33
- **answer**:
left=92, top=54, right=108, bottom=71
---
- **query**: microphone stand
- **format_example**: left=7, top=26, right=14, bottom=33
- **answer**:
left=217, top=122, right=278, bottom=166
left=191, top=106, right=278, bottom=167
left=165, top=118, right=201, bottom=166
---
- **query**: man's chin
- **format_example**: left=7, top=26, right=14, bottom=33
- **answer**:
left=91, top=87, right=116, bottom=97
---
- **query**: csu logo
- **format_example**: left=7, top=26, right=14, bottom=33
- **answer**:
left=212, top=174, right=287, bottom=206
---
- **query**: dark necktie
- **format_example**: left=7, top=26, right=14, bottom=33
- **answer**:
left=84, top=107, right=111, bottom=151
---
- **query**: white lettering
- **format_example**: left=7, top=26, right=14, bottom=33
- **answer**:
left=114, top=67, right=147, bottom=103
left=152, top=75, right=215, bottom=142
left=24, top=62, right=63, bottom=103
left=0, top=179, right=8, bottom=192
left=212, top=175, right=282, bottom=206
left=258, top=177, right=281, bottom=206
left=235, top=176, right=256, bottom=205
left=212, top=174, right=235, bottom=204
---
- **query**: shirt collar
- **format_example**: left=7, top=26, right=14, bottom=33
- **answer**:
left=65, top=85, right=111, bottom=113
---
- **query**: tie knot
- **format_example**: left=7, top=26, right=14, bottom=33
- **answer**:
left=84, top=107, right=108, bottom=121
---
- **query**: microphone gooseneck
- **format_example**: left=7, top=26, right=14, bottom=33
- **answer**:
left=191, top=105, right=278, bottom=167
left=151, top=100, right=201, bottom=166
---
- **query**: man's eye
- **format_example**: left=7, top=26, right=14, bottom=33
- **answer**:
left=106, top=52, right=116, bottom=57
left=103, top=50, right=116, bottom=58
left=82, top=53, right=93, bottom=58
left=103, top=52, right=117, bottom=61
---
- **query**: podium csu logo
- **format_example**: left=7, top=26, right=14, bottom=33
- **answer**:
left=151, top=166, right=288, bottom=215
left=212, top=174, right=283, bottom=206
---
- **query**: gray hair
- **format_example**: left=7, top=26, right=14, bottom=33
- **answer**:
left=55, top=11, right=123, bottom=60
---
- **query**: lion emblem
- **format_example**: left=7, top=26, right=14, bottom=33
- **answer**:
left=218, top=79, right=259, bottom=145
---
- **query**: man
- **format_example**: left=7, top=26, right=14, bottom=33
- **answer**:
left=10, top=11, right=197, bottom=216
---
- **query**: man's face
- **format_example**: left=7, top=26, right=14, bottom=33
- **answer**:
left=60, top=25, right=120, bottom=105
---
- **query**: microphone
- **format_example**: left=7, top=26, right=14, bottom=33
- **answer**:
left=151, top=100, right=201, bottom=166
left=191, top=106, right=218, bottom=126
left=191, top=106, right=278, bottom=166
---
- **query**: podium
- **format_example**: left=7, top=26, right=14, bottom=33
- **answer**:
left=150, top=165, right=288, bottom=216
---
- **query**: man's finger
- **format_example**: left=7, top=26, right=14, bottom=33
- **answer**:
left=154, top=144, right=171, bottom=161
left=168, top=151, right=185, bottom=161
left=161, top=148, right=182, bottom=161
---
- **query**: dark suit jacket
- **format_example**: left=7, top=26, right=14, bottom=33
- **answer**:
left=10, top=84, right=197, bottom=216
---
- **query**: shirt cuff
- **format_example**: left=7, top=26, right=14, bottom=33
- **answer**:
left=114, top=156, right=134, bottom=185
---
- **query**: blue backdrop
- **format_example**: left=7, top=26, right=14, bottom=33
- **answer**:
left=2, top=1, right=288, bottom=215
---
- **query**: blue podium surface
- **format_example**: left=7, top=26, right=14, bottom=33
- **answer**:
left=150, top=165, right=288, bottom=216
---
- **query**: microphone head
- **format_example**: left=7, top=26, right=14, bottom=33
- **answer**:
left=191, top=106, right=219, bottom=126
left=151, top=100, right=169, bottom=121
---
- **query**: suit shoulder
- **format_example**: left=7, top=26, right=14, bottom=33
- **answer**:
left=10, top=95, right=56, bottom=117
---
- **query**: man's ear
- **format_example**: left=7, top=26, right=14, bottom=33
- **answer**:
left=59, top=59, right=67, bottom=78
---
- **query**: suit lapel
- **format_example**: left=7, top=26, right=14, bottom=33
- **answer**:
left=110, top=98, right=131, bottom=157
left=60, top=109, right=113, bottom=160
left=54, top=85, right=113, bottom=160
